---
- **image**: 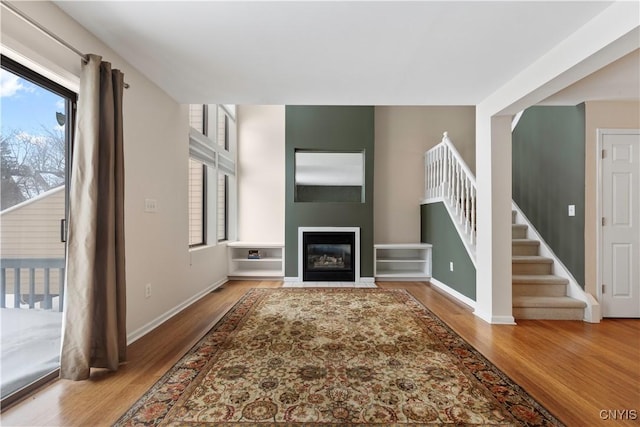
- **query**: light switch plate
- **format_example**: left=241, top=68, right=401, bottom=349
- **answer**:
left=144, top=198, right=158, bottom=213
left=568, top=205, right=575, bottom=217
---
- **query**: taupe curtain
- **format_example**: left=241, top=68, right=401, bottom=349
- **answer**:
left=60, top=54, right=127, bottom=380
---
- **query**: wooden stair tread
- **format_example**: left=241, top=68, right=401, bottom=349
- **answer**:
left=513, top=296, right=586, bottom=308
left=512, top=274, right=568, bottom=285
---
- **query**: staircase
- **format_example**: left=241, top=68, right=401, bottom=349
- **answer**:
left=511, top=210, right=586, bottom=320
left=424, top=132, right=595, bottom=322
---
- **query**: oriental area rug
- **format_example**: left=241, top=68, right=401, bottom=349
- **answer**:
left=114, top=288, right=563, bottom=426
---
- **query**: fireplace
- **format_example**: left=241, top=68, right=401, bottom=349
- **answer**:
left=298, top=227, right=360, bottom=282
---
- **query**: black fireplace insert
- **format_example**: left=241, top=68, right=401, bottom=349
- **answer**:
left=303, top=231, right=355, bottom=281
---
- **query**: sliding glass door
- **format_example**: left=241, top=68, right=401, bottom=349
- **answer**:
left=0, top=55, right=76, bottom=405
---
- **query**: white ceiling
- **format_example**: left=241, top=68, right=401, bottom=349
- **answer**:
left=54, top=1, right=636, bottom=106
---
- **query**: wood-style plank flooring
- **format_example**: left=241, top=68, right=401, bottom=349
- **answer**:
left=1, top=281, right=638, bottom=426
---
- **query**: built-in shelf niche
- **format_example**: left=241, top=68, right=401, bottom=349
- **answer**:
left=374, top=243, right=432, bottom=281
left=294, top=150, right=365, bottom=203
left=227, top=242, right=284, bottom=278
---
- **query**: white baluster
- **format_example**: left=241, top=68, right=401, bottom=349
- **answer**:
left=456, top=162, right=461, bottom=221
left=460, top=165, right=464, bottom=221
left=440, top=145, right=445, bottom=198
left=429, top=153, right=434, bottom=197
left=433, top=147, right=442, bottom=196
left=426, top=151, right=430, bottom=198
left=430, top=150, right=435, bottom=197
left=453, top=161, right=457, bottom=213
left=448, top=150, right=453, bottom=205
left=468, top=178, right=472, bottom=233
left=429, top=152, right=436, bottom=197
left=463, top=177, right=468, bottom=234
left=430, top=151, right=434, bottom=198
left=424, top=152, right=428, bottom=199
left=449, top=149, right=454, bottom=204
left=434, top=148, right=438, bottom=198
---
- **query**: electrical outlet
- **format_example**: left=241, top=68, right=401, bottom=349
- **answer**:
left=449, top=261, right=454, bottom=272
left=145, top=283, right=152, bottom=299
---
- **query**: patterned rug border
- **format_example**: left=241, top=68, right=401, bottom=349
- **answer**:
left=114, top=288, right=565, bottom=426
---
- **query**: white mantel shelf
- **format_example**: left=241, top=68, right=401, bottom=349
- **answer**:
left=374, top=243, right=432, bottom=281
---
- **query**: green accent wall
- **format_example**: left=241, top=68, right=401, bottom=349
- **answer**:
left=285, top=106, right=375, bottom=278
left=296, top=185, right=362, bottom=203
left=512, top=105, right=585, bottom=287
left=421, top=202, right=476, bottom=300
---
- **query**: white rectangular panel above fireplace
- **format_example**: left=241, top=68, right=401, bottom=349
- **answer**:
left=297, top=227, right=360, bottom=282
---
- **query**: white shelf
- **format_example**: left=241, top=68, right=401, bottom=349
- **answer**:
left=374, top=243, right=432, bottom=281
left=227, top=242, right=284, bottom=248
left=375, top=271, right=428, bottom=277
left=228, top=270, right=283, bottom=277
left=227, top=242, right=284, bottom=278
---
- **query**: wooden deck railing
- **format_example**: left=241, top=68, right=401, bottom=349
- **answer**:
left=0, top=258, right=65, bottom=311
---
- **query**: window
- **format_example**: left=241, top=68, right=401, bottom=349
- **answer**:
left=189, top=104, right=207, bottom=135
left=0, top=54, right=76, bottom=406
left=188, top=158, right=206, bottom=246
left=188, top=105, right=207, bottom=247
left=188, top=105, right=236, bottom=246
left=217, top=173, right=228, bottom=242
left=217, top=106, right=229, bottom=150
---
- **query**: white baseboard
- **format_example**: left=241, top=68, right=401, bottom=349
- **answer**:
left=430, top=277, right=515, bottom=324
left=360, top=277, right=375, bottom=283
left=473, top=309, right=517, bottom=325
left=284, top=276, right=299, bottom=282
left=429, top=277, right=476, bottom=309
left=127, top=278, right=227, bottom=345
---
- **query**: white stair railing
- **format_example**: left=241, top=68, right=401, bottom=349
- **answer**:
left=424, top=132, right=476, bottom=263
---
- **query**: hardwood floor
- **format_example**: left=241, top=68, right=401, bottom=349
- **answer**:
left=1, top=280, right=638, bottom=426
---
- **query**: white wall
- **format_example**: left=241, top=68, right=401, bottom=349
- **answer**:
left=236, top=105, right=285, bottom=243
left=1, top=1, right=228, bottom=342
left=373, top=106, right=476, bottom=244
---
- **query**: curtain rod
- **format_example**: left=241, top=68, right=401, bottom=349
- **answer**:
left=1, top=0, right=130, bottom=89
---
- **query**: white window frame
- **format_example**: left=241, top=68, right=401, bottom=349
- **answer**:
left=188, top=104, right=237, bottom=248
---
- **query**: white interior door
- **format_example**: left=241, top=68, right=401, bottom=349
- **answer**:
left=600, top=130, right=640, bottom=317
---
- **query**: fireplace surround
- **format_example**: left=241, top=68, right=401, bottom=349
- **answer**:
left=298, top=227, right=360, bottom=282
